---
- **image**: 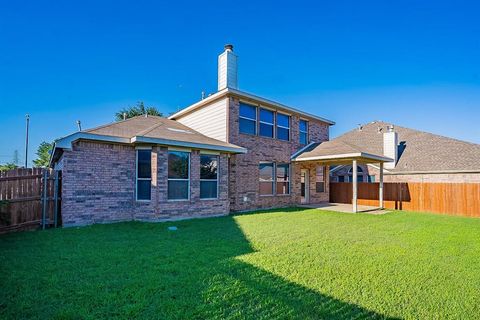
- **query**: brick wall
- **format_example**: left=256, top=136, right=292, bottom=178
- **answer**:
left=227, top=97, right=330, bottom=211
left=61, top=141, right=229, bottom=226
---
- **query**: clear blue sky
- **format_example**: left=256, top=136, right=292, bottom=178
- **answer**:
left=1, top=0, right=479, bottom=166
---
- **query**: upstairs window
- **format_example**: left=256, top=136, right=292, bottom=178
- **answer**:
left=299, top=119, right=308, bottom=145
left=168, top=151, right=190, bottom=200
left=239, top=103, right=257, bottom=135
left=277, top=113, right=290, bottom=141
left=136, top=149, right=152, bottom=201
left=259, top=162, right=274, bottom=195
left=276, top=164, right=290, bottom=195
left=200, top=155, right=218, bottom=199
left=259, top=108, right=274, bottom=138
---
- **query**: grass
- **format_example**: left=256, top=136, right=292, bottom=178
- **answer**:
left=1, top=208, right=480, bottom=319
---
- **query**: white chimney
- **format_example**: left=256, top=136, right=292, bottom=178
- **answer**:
left=383, top=125, right=398, bottom=169
left=218, top=44, right=238, bottom=91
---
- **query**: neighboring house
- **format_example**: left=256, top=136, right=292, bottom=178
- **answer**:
left=54, top=45, right=388, bottom=226
left=330, top=121, right=480, bottom=183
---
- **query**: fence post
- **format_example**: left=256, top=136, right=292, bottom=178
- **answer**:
left=53, top=170, right=59, bottom=228
left=41, top=170, right=48, bottom=230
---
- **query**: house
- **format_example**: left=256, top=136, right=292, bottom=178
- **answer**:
left=51, top=45, right=393, bottom=226
left=329, top=121, right=480, bottom=183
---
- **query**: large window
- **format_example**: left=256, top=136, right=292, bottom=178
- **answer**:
left=316, top=165, right=325, bottom=193
left=136, top=149, right=152, bottom=201
left=259, top=162, right=274, bottom=195
left=239, top=103, right=257, bottom=135
left=259, top=108, right=274, bottom=138
left=299, top=119, right=308, bottom=145
left=200, top=155, right=218, bottom=199
left=168, top=151, right=190, bottom=200
left=276, top=164, right=290, bottom=195
left=348, top=166, right=364, bottom=183
left=277, top=113, right=290, bottom=141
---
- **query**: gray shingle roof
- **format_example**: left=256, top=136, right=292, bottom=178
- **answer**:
left=335, top=121, right=480, bottom=173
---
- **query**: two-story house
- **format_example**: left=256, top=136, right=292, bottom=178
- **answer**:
left=51, top=45, right=391, bottom=226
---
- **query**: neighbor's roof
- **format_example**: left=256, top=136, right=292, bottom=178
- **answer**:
left=291, top=140, right=392, bottom=164
left=52, top=115, right=247, bottom=158
left=168, top=87, right=335, bottom=125
left=335, top=121, right=480, bottom=174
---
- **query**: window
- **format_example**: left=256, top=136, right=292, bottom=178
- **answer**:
left=136, top=149, right=152, bottom=201
left=259, top=108, right=274, bottom=138
left=338, top=176, right=345, bottom=182
left=168, top=151, right=190, bottom=200
left=239, top=103, right=257, bottom=135
left=299, top=119, right=308, bottom=145
left=316, top=165, right=325, bottom=193
left=368, top=175, right=375, bottom=183
left=277, top=113, right=290, bottom=141
left=259, top=162, right=274, bottom=195
left=276, top=164, right=290, bottom=195
left=348, top=166, right=364, bottom=183
left=200, top=155, right=218, bottom=199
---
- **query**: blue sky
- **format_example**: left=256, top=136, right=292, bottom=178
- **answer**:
left=1, top=0, right=479, bottom=166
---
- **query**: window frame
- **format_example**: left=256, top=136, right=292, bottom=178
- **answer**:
left=259, top=162, right=275, bottom=196
left=200, top=154, right=219, bottom=200
left=315, top=165, right=326, bottom=193
left=276, top=112, right=290, bottom=141
left=239, top=102, right=258, bottom=135
left=299, top=119, right=309, bottom=145
left=136, top=148, right=152, bottom=202
left=167, top=150, right=190, bottom=201
left=276, top=163, right=290, bottom=195
left=259, top=107, right=275, bottom=138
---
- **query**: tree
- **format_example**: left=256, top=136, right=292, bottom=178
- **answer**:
left=115, top=101, right=162, bottom=121
left=33, top=141, right=53, bottom=168
left=0, top=163, right=18, bottom=172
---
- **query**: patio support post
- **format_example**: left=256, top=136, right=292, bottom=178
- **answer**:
left=379, top=162, right=384, bottom=209
left=352, top=159, right=358, bottom=213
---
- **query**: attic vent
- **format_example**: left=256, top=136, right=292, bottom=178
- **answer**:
left=167, top=127, right=193, bottom=134
left=377, top=127, right=383, bottom=133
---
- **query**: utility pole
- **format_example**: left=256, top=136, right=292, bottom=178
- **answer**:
left=25, top=114, right=30, bottom=168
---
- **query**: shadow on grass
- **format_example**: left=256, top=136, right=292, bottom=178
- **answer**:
left=0, top=214, right=396, bottom=319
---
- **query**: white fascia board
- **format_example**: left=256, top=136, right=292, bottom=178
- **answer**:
left=293, top=152, right=393, bottom=163
left=55, top=132, right=130, bottom=149
left=168, top=89, right=228, bottom=119
left=132, top=136, right=247, bottom=154
left=385, top=169, right=480, bottom=175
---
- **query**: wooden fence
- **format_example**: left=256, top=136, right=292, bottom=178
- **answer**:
left=0, top=168, right=61, bottom=233
left=330, top=182, right=480, bottom=218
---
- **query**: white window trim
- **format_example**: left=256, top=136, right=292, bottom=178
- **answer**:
left=136, top=149, right=152, bottom=202
left=167, top=151, right=190, bottom=201
left=276, top=112, right=291, bottom=141
left=259, top=108, right=275, bottom=138
left=259, top=161, right=275, bottom=196
left=200, top=154, right=219, bottom=200
left=299, top=119, right=309, bottom=144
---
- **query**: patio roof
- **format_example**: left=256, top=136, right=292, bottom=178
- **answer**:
left=291, top=140, right=393, bottom=164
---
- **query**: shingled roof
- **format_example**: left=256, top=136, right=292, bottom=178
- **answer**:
left=52, top=115, right=246, bottom=161
left=335, top=121, right=480, bottom=173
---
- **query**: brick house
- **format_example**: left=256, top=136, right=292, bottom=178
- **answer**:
left=329, top=121, right=480, bottom=184
left=53, top=45, right=392, bottom=226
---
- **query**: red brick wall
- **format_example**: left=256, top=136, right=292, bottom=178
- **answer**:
left=227, top=97, right=330, bottom=211
left=61, top=141, right=229, bottom=226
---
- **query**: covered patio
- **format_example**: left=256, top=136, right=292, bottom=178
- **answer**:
left=291, top=140, right=393, bottom=213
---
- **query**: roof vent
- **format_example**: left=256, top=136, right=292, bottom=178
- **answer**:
left=377, top=126, right=383, bottom=133
left=387, top=125, right=395, bottom=132
left=357, top=124, right=363, bottom=131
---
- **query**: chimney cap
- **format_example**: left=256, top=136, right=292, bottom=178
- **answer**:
left=224, top=44, right=233, bottom=51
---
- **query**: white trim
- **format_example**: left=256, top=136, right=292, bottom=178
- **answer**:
left=132, top=136, right=247, bottom=154
left=293, top=152, right=393, bottom=163
left=168, top=87, right=336, bottom=125
left=290, top=141, right=317, bottom=160
left=385, top=169, right=480, bottom=175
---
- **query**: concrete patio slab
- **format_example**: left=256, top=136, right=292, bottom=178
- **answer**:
left=300, top=203, right=391, bottom=215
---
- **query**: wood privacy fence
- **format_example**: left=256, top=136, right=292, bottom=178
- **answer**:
left=0, top=168, right=61, bottom=233
left=330, top=182, right=480, bottom=218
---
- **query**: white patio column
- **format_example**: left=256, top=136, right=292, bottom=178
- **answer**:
left=352, top=159, right=358, bottom=213
left=379, top=162, right=384, bottom=209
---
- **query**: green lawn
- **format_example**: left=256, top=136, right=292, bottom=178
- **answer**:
left=1, top=208, right=480, bottom=319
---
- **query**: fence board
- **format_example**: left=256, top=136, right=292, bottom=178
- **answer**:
left=330, top=182, right=480, bottom=217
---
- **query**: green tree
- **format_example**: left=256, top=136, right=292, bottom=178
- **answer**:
left=115, top=101, right=162, bottom=121
left=0, top=163, right=18, bottom=172
left=33, top=141, right=53, bottom=168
